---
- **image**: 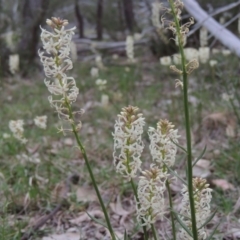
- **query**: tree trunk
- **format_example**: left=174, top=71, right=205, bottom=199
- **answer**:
left=122, top=0, right=135, bottom=33
left=18, top=0, right=49, bottom=76
left=96, top=0, right=103, bottom=40
left=74, top=0, right=84, bottom=38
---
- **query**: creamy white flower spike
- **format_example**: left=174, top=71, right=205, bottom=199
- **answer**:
left=148, top=119, right=179, bottom=168
left=179, top=178, right=212, bottom=239
left=39, top=17, right=81, bottom=124
left=209, top=60, right=217, bottom=67
left=125, top=36, right=135, bottom=63
left=113, top=106, right=145, bottom=180
left=200, top=27, right=208, bottom=47
left=137, top=164, right=168, bottom=228
left=9, top=119, right=27, bottom=143
left=184, top=48, right=199, bottom=62
left=95, top=79, right=107, bottom=91
left=34, top=116, right=48, bottom=129
left=90, top=67, right=99, bottom=78
left=198, top=47, right=210, bottom=63
left=160, top=56, right=172, bottom=66
left=9, top=54, right=19, bottom=74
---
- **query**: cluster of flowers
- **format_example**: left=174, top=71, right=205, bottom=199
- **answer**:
left=113, top=106, right=179, bottom=228
left=38, top=17, right=82, bottom=133
left=113, top=106, right=212, bottom=237
left=8, top=116, right=47, bottom=143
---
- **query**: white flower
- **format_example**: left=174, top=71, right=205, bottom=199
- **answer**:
left=95, top=55, right=106, bottom=70
left=95, top=79, right=107, bottom=91
left=160, top=56, right=171, bottom=66
left=3, top=133, right=11, bottom=139
left=137, top=164, right=168, bottom=228
left=179, top=178, right=212, bottom=239
left=39, top=18, right=80, bottom=121
left=148, top=119, right=179, bottom=168
left=9, top=119, right=27, bottom=143
left=101, top=94, right=109, bottom=108
left=113, top=106, right=145, bottom=180
left=184, top=48, right=198, bottom=62
left=9, top=54, right=19, bottom=74
left=222, top=93, right=234, bottom=101
left=34, top=116, right=47, bottom=129
left=198, top=47, right=210, bottom=63
left=126, top=36, right=135, bottom=63
left=221, top=49, right=231, bottom=56
left=209, top=60, right=217, bottom=67
left=91, top=67, right=99, bottom=78
left=200, top=27, right=208, bottom=47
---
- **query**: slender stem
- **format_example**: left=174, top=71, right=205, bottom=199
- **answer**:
left=130, top=178, right=148, bottom=239
left=64, top=100, right=116, bottom=240
left=151, top=224, right=158, bottom=240
left=168, top=1, right=198, bottom=239
left=166, top=180, right=176, bottom=240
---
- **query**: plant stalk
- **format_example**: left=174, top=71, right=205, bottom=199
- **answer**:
left=166, top=179, right=176, bottom=240
left=168, top=0, right=198, bottom=239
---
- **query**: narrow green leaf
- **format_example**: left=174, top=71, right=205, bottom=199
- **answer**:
left=206, top=220, right=222, bottom=240
left=124, top=230, right=128, bottom=240
left=192, top=145, right=207, bottom=167
left=85, top=211, right=107, bottom=228
left=164, top=163, right=188, bottom=186
left=170, top=138, right=188, bottom=153
left=174, top=211, right=193, bottom=237
left=198, top=209, right=217, bottom=230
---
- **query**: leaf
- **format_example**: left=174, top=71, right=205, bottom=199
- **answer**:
left=198, top=209, right=217, bottom=230
left=170, top=139, right=187, bottom=153
left=192, top=146, right=207, bottom=167
left=109, top=195, right=130, bottom=216
left=70, top=210, right=104, bottom=225
left=85, top=211, right=108, bottom=228
left=164, top=164, right=188, bottom=186
left=206, top=220, right=222, bottom=240
left=124, top=230, right=128, bottom=240
left=173, top=211, right=193, bottom=237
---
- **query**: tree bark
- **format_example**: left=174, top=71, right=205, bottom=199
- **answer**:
left=183, top=0, right=240, bottom=57
left=18, top=0, right=49, bottom=76
left=96, top=0, right=103, bottom=40
left=122, top=0, right=135, bottom=33
left=74, top=0, right=84, bottom=38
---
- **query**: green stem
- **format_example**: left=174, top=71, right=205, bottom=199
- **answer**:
left=151, top=224, right=158, bottom=240
left=166, top=180, right=176, bottom=240
left=130, top=178, right=148, bottom=239
left=64, top=99, right=116, bottom=240
left=168, top=1, right=198, bottom=239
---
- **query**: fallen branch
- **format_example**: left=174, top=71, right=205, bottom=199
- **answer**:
left=188, top=0, right=240, bottom=36
left=183, top=0, right=240, bottom=57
